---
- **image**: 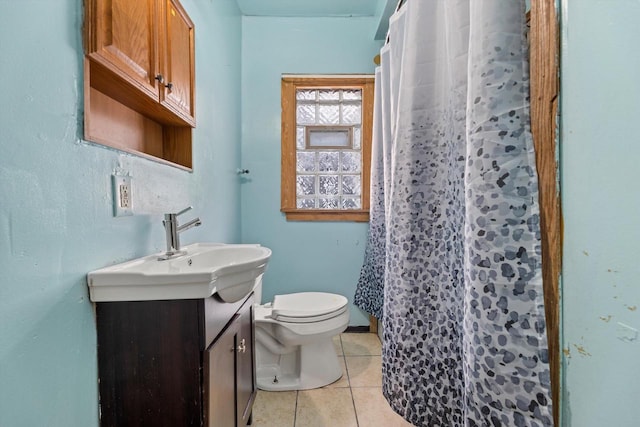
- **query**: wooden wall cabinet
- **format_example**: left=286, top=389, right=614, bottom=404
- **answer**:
left=96, top=293, right=256, bottom=427
left=160, top=0, right=196, bottom=124
left=84, top=0, right=195, bottom=169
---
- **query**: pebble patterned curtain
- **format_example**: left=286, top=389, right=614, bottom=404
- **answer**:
left=354, top=67, right=387, bottom=319
left=355, top=1, right=553, bottom=425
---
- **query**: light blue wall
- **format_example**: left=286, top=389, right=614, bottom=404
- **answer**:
left=374, top=0, right=397, bottom=40
left=560, top=1, right=640, bottom=426
left=0, top=0, right=242, bottom=425
left=240, top=17, right=383, bottom=326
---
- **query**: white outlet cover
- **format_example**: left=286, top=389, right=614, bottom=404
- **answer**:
left=112, top=174, right=133, bottom=217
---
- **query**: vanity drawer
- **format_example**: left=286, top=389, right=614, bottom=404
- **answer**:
left=201, top=292, right=254, bottom=350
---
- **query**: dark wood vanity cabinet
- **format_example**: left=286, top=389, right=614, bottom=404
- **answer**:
left=204, top=298, right=255, bottom=427
left=96, top=292, right=256, bottom=427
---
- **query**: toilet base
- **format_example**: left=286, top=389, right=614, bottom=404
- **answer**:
left=256, top=338, right=342, bottom=391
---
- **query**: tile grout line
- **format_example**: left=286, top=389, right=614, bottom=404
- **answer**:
left=341, top=334, right=361, bottom=427
left=349, top=383, right=360, bottom=427
left=293, top=390, right=299, bottom=427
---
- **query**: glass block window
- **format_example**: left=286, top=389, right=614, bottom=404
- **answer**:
left=295, top=89, right=363, bottom=211
left=282, top=76, right=374, bottom=222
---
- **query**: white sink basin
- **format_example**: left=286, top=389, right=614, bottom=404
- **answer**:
left=87, top=243, right=271, bottom=303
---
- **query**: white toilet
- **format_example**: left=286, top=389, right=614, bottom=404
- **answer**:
left=253, top=278, right=350, bottom=391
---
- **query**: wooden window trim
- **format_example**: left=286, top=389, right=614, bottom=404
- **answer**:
left=281, top=76, right=375, bottom=222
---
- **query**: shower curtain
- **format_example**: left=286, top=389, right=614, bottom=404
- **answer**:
left=354, top=1, right=553, bottom=426
left=353, top=66, right=387, bottom=319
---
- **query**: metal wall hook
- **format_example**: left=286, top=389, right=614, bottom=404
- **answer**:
left=236, top=168, right=250, bottom=175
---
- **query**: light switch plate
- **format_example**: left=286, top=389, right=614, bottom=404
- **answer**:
left=112, top=174, right=133, bottom=217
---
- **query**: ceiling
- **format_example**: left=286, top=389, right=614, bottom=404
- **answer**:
left=235, top=0, right=384, bottom=17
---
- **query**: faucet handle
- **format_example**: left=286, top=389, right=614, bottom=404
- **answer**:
left=175, top=206, right=193, bottom=217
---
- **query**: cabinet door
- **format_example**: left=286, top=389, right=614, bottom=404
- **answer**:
left=205, top=315, right=240, bottom=427
left=159, top=0, right=195, bottom=125
left=85, top=0, right=159, bottom=100
left=237, top=295, right=256, bottom=426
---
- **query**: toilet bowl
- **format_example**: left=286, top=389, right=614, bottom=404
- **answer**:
left=253, top=280, right=349, bottom=391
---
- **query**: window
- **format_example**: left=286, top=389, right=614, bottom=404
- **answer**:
left=281, top=76, right=374, bottom=222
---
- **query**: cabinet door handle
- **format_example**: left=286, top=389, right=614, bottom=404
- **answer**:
left=237, top=338, right=246, bottom=354
left=165, top=82, right=173, bottom=90
left=155, top=74, right=164, bottom=83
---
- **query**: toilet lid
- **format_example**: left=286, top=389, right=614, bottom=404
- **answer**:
left=271, top=292, right=348, bottom=321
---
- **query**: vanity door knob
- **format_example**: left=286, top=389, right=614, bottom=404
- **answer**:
left=155, top=74, right=164, bottom=83
left=165, top=82, right=173, bottom=90
left=237, top=338, right=246, bottom=354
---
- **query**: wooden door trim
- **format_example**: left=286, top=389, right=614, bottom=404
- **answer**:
left=529, top=1, right=561, bottom=425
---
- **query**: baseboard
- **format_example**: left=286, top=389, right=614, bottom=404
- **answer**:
left=345, top=325, right=370, bottom=333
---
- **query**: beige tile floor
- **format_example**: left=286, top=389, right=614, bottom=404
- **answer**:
left=251, top=333, right=413, bottom=427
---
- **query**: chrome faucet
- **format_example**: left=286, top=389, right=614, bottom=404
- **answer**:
left=159, top=206, right=201, bottom=260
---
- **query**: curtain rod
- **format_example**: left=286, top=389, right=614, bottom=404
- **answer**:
left=383, top=0, right=529, bottom=48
